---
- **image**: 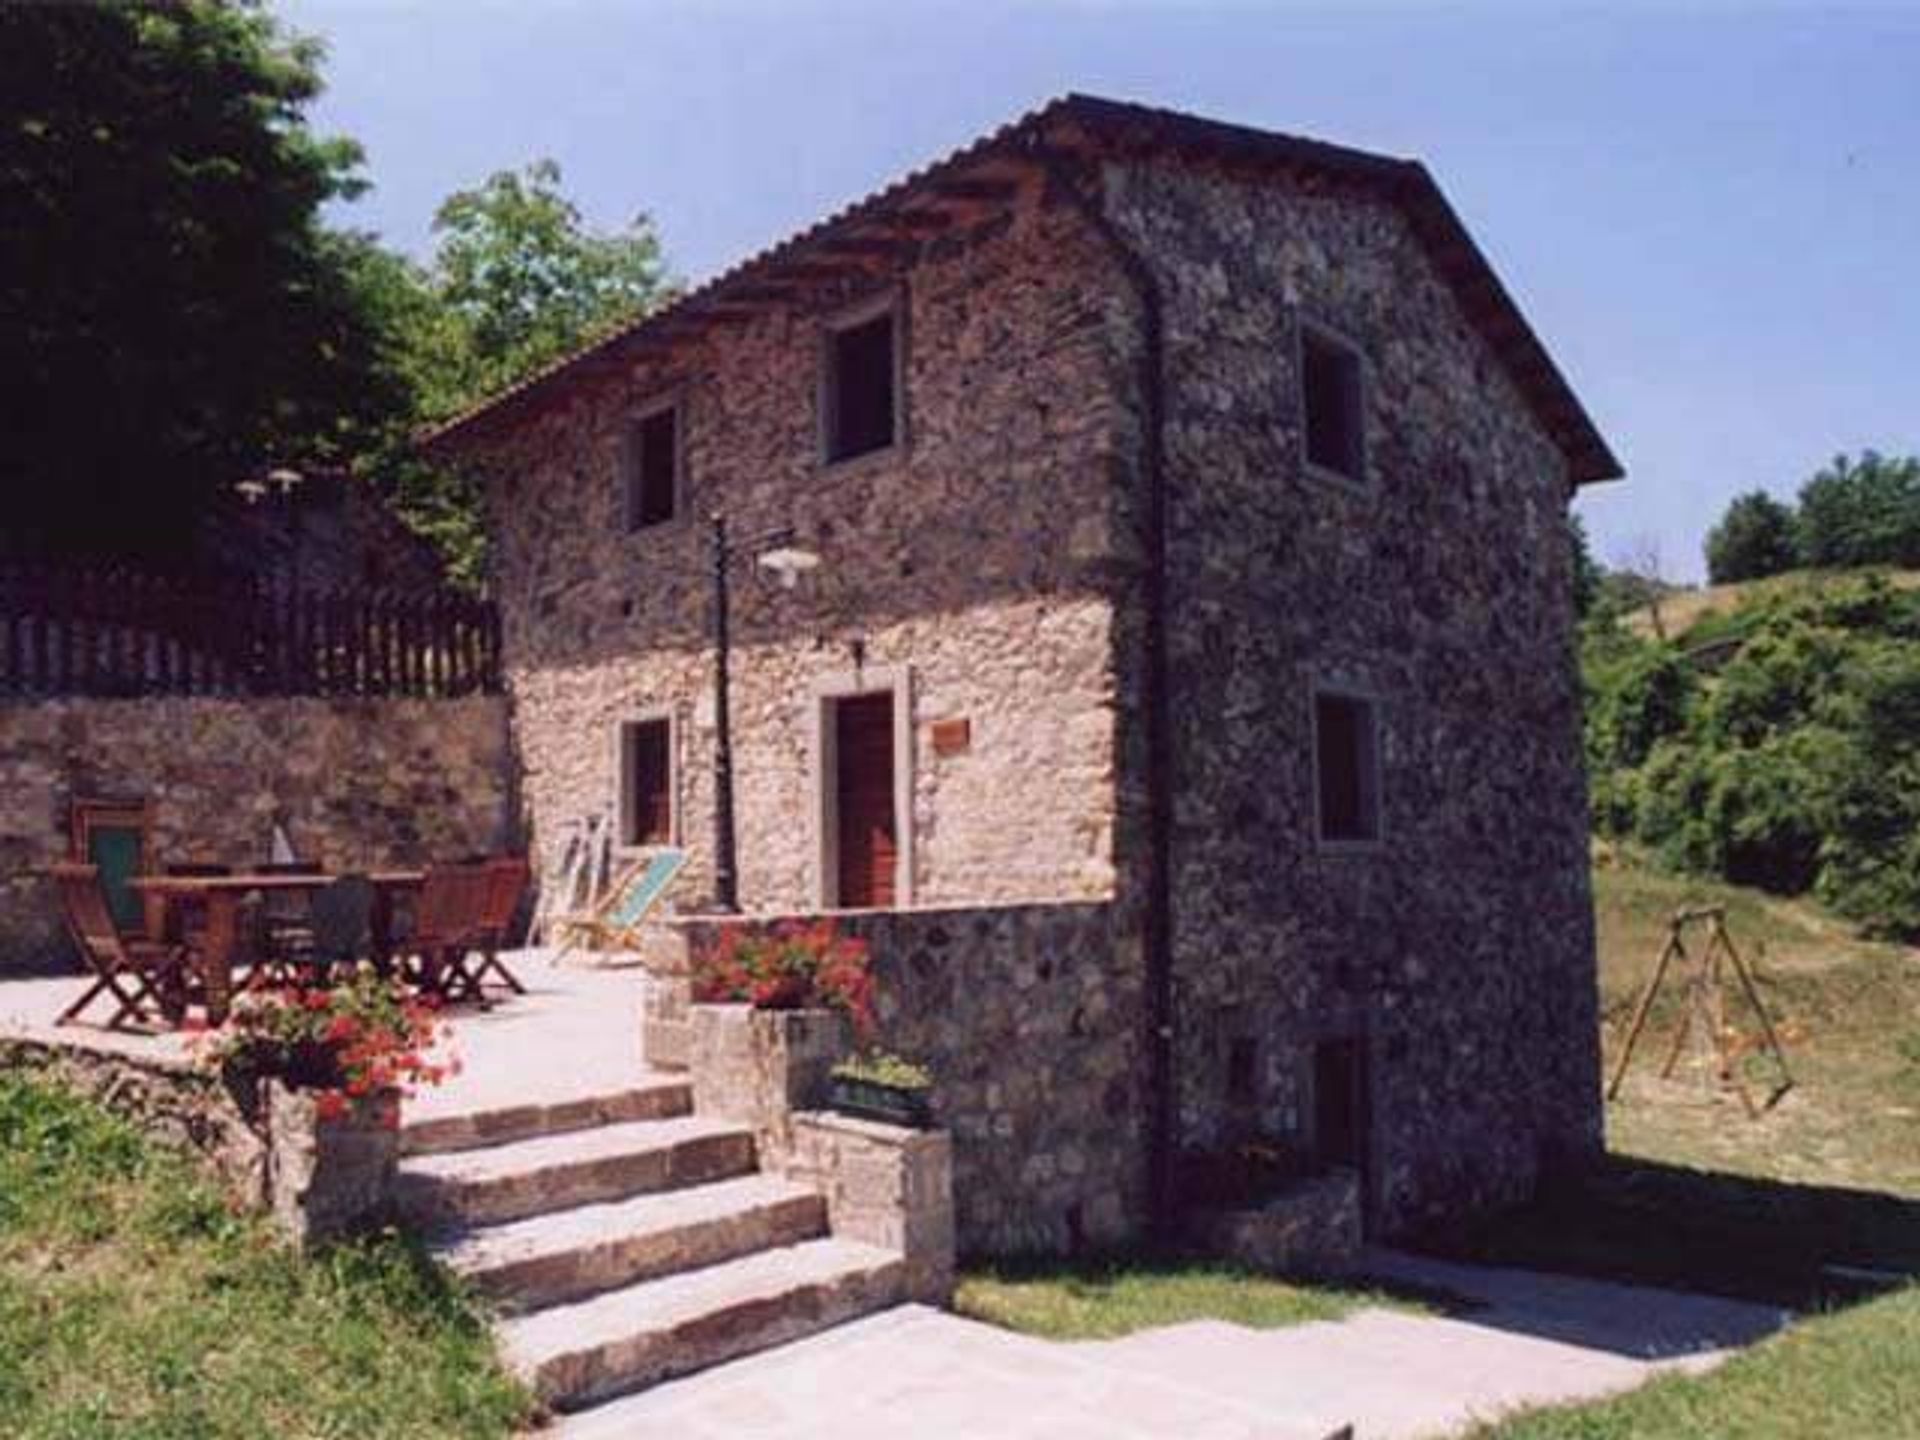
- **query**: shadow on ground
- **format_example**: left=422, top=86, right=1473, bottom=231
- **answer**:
left=1417, top=1152, right=1920, bottom=1314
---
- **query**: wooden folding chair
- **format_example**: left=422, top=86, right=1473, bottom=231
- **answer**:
left=470, top=857, right=530, bottom=996
left=69, top=796, right=152, bottom=939
left=51, top=863, right=188, bottom=1030
left=550, top=847, right=687, bottom=964
left=404, top=864, right=493, bottom=1005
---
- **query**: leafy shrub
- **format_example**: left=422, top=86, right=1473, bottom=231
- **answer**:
left=1586, top=570, right=1920, bottom=936
left=1584, top=637, right=1696, bottom=773
left=1705, top=489, right=1799, bottom=583
left=691, top=920, right=875, bottom=1035
left=1796, top=451, right=1920, bottom=570
left=203, top=969, right=451, bottom=1121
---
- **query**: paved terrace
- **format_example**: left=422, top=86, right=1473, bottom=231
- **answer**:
left=0, top=956, right=1788, bottom=1439
left=0, top=949, right=668, bottom=1122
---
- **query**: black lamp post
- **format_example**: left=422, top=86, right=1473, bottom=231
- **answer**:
left=708, top=512, right=819, bottom=913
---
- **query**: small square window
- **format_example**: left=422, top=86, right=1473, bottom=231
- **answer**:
left=625, top=405, right=679, bottom=531
left=1314, top=691, right=1381, bottom=846
left=1301, top=326, right=1365, bottom=484
left=824, top=307, right=898, bottom=463
left=619, top=717, right=673, bottom=847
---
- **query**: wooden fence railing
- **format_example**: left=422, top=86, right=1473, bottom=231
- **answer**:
left=0, top=564, right=502, bottom=699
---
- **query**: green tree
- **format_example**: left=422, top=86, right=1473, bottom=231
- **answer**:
left=1795, top=451, right=1920, bottom=570
left=1704, top=490, right=1800, bottom=583
left=423, top=159, right=673, bottom=415
left=374, top=160, right=676, bottom=581
left=0, top=0, right=403, bottom=564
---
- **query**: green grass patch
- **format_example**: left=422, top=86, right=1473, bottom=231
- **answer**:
left=0, top=1074, right=531, bottom=1439
left=953, top=1255, right=1388, bottom=1340
left=1467, top=1284, right=1920, bottom=1438
left=1592, top=851, right=1920, bottom=1197
left=1435, top=856, right=1920, bottom=1435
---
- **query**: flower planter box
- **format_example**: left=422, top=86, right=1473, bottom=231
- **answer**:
left=688, top=1004, right=850, bottom=1166
left=829, top=1073, right=933, bottom=1130
left=265, top=1081, right=400, bottom=1251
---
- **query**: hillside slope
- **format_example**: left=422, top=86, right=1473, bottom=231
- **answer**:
left=1593, top=846, right=1920, bottom=1197
left=1624, top=567, right=1920, bottom=640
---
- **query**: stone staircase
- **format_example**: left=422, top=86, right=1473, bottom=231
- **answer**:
left=395, top=1076, right=908, bottom=1413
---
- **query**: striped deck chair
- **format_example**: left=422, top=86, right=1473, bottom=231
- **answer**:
left=551, top=847, right=687, bottom=965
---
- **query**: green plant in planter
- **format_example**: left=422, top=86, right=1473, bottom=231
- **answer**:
left=829, top=1049, right=934, bottom=1128
left=832, top=1050, right=932, bottom=1089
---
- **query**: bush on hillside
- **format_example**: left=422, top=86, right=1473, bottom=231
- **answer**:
left=1584, top=574, right=1920, bottom=936
left=1705, top=490, right=1799, bottom=583
left=1795, top=451, right=1920, bottom=570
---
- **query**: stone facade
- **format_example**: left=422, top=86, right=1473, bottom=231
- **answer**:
left=457, top=101, right=1607, bottom=1248
left=471, top=181, right=1130, bottom=914
left=676, top=902, right=1147, bottom=1257
left=1105, top=154, right=1603, bottom=1232
left=0, top=695, right=511, bottom=972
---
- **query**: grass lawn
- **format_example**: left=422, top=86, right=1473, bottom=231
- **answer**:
left=1444, top=854, right=1920, bottom=1436
left=1591, top=844, right=1920, bottom=1199
left=953, top=1255, right=1379, bottom=1340
left=0, top=1073, right=531, bottom=1439
left=1465, top=1287, right=1920, bottom=1439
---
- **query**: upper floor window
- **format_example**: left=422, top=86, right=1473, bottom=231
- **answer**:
left=624, top=400, right=680, bottom=531
left=1313, top=689, right=1381, bottom=847
left=1300, top=322, right=1366, bottom=486
left=823, top=297, right=900, bottom=463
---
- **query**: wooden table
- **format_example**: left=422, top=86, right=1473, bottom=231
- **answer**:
left=129, top=871, right=424, bottom=1024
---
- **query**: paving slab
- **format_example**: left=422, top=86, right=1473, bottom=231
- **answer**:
left=0, top=949, right=665, bottom=1125
left=545, top=1255, right=1788, bottom=1440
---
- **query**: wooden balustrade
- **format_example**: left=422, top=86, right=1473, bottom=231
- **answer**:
left=0, top=564, right=501, bottom=699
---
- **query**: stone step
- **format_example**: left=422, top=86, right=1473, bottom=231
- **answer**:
left=501, top=1237, right=907, bottom=1411
left=433, top=1174, right=828, bottom=1313
left=400, top=1080, right=692, bottom=1157
left=394, top=1114, right=754, bottom=1228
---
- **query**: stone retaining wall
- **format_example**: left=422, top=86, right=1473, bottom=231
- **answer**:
left=0, top=1034, right=265, bottom=1202
left=674, top=899, right=1148, bottom=1257
left=790, top=1111, right=955, bottom=1303
left=2, top=1037, right=398, bottom=1249
left=0, top=695, right=511, bottom=973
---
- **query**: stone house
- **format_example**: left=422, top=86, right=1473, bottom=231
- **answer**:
left=427, top=95, right=1620, bottom=1251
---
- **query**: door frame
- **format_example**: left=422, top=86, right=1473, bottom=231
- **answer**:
left=809, top=664, right=914, bottom=910
left=1306, top=1019, right=1383, bottom=1237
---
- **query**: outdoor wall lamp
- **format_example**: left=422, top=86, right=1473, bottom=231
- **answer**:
left=709, top=512, right=821, bottom=913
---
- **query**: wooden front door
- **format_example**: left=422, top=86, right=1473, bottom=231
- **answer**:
left=833, top=691, right=897, bottom=908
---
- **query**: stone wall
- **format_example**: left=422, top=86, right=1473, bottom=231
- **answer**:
left=1104, top=154, right=1603, bottom=1234
left=469, top=179, right=1133, bottom=916
left=0, top=1034, right=265, bottom=1203
left=0, top=695, right=511, bottom=972
left=675, top=900, right=1148, bottom=1257
left=790, top=1111, right=956, bottom=1303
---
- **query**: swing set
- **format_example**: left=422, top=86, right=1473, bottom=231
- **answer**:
left=1606, top=905, right=1795, bottom=1118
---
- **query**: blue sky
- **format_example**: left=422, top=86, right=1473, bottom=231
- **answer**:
left=281, top=0, right=1918, bottom=582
